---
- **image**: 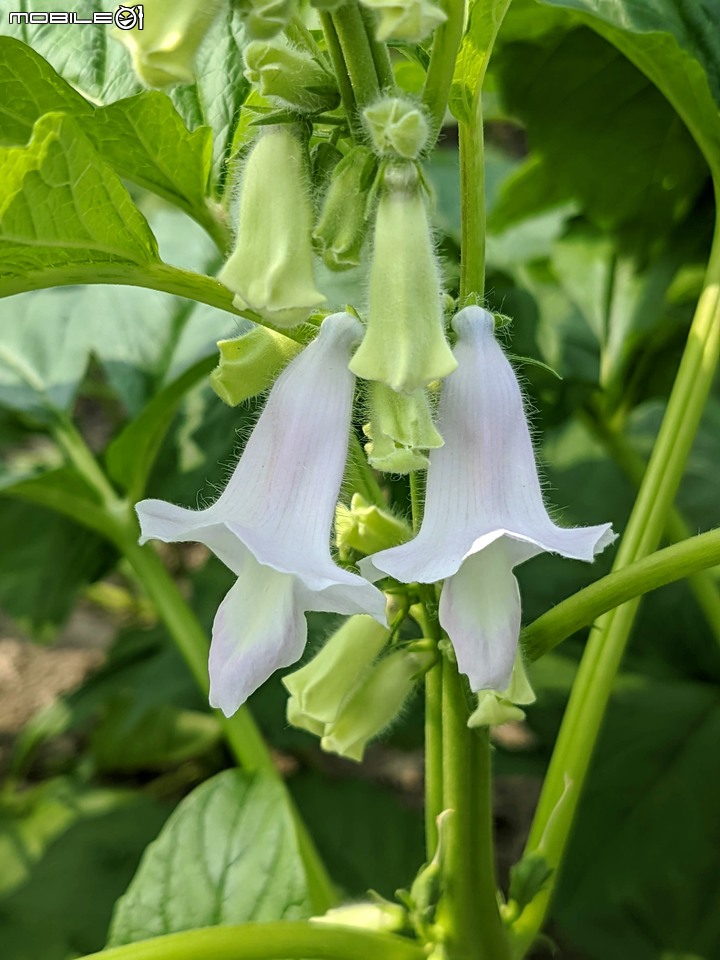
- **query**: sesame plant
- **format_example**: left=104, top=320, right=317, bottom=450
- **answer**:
left=0, top=1, right=719, bottom=959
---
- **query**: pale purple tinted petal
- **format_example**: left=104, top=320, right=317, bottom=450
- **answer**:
left=208, top=311, right=363, bottom=576
left=208, top=550, right=306, bottom=717
left=136, top=500, right=247, bottom=575
left=439, top=540, right=524, bottom=692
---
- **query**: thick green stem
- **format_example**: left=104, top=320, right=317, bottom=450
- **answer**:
left=512, top=213, right=720, bottom=956
left=438, top=665, right=510, bottom=960
left=422, top=0, right=466, bottom=141
left=582, top=406, right=720, bottom=644
left=319, top=12, right=361, bottom=138
left=424, top=661, right=443, bottom=858
left=330, top=2, right=381, bottom=109
left=522, top=527, right=720, bottom=660
left=358, top=5, right=396, bottom=91
left=78, top=923, right=425, bottom=960
left=459, top=109, right=485, bottom=301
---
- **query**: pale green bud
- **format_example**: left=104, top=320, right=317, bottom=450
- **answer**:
left=313, top=146, right=377, bottom=271
left=349, top=163, right=456, bottom=393
left=283, top=615, right=390, bottom=736
left=335, top=492, right=411, bottom=560
left=468, top=654, right=535, bottom=728
left=360, top=0, right=446, bottom=42
left=114, top=0, right=224, bottom=88
left=363, top=382, right=443, bottom=474
left=244, top=39, right=339, bottom=114
left=316, top=902, right=407, bottom=933
left=210, top=327, right=302, bottom=406
left=218, top=127, right=325, bottom=327
left=363, top=98, right=430, bottom=160
left=321, top=647, right=435, bottom=762
left=241, top=0, right=296, bottom=39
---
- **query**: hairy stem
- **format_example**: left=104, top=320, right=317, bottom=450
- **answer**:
left=422, top=0, right=466, bottom=142
left=512, top=212, right=720, bottom=955
left=522, top=526, right=720, bottom=660
left=330, top=2, right=381, bottom=109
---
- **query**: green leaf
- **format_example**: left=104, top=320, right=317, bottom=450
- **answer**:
left=0, top=779, right=171, bottom=960
left=106, top=353, right=217, bottom=498
left=536, top=0, right=720, bottom=176
left=489, top=27, right=707, bottom=240
left=450, top=0, right=513, bottom=123
left=0, top=111, right=159, bottom=293
left=107, top=770, right=312, bottom=946
left=0, top=487, right=111, bottom=640
left=0, top=38, right=217, bottom=232
left=553, top=673, right=720, bottom=959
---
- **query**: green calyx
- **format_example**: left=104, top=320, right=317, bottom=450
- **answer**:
left=210, top=327, right=303, bottom=406
left=467, top=654, right=536, bottom=728
left=244, top=39, right=340, bottom=113
left=313, top=146, right=378, bottom=271
left=363, top=382, right=443, bottom=474
left=335, top=492, right=412, bottom=559
left=363, top=98, right=431, bottom=160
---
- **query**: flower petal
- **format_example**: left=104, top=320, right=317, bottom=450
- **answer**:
left=439, top=539, right=525, bottom=692
left=208, top=549, right=306, bottom=717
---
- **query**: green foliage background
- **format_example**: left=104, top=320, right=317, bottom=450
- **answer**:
left=0, top=1, right=719, bottom=958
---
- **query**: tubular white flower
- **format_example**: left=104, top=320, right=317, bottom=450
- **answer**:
left=361, top=306, right=615, bottom=692
left=136, top=313, right=386, bottom=717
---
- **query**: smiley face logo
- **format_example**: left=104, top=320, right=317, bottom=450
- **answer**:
left=114, top=4, right=143, bottom=30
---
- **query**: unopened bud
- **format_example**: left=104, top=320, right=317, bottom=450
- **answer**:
left=363, top=97, right=430, bottom=159
left=218, top=127, right=325, bottom=327
left=244, top=39, right=339, bottom=113
left=349, top=163, right=456, bottom=393
left=114, top=0, right=223, bottom=87
left=360, top=0, right=446, bottom=42
left=210, top=327, right=302, bottom=406
left=240, top=0, right=296, bottom=39
left=316, top=902, right=407, bottom=933
left=321, top=647, right=436, bottom=762
left=363, top=383, right=443, bottom=474
left=335, top=492, right=411, bottom=559
left=283, top=615, right=390, bottom=735
left=468, top=654, right=535, bottom=728
left=313, top=146, right=377, bottom=271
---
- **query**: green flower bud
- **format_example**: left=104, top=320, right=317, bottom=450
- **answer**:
left=349, top=163, right=456, bottom=392
left=114, top=0, right=224, bottom=88
left=363, top=98, right=430, bottom=160
left=218, top=127, right=325, bottom=327
left=321, top=647, right=435, bottom=762
left=335, top=492, right=411, bottom=560
left=360, top=0, right=446, bottom=41
left=283, top=615, right=390, bottom=736
left=210, top=327, right=302, bottom=406
left=244, top=39, right=339, bottom=114
left=363, top=382, right=443, bottom=474
left=239, top=0, right=296, bottom=39
left=468, top=654, right=535, bottom=728
left=313, top=146, right=377, bottom=271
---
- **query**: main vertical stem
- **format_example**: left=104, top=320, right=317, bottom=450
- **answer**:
left=512, top=211, right=720, bottom=956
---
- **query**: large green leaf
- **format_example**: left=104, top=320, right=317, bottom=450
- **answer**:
left=0, top=111, right=159, bottom=295
left=0, top=779, right=171, bottom=960
left=536, top=0, right=720, bottom=175
left=107, top=770, right=312, bottom=946
left=489, top=26, right=707, bottom=240
left=553, top=673, right=720, bottom=959
left=1, top=2, right=250, bottom=195
left=0, top=38, right=216, bottom=231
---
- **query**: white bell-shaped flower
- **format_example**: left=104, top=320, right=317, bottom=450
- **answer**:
left=361, top=306, right=615, bottom=692
left=137, top=313, right=386, bottom=716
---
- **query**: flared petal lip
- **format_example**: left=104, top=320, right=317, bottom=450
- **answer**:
left=363, top=522, right=616, bottom=585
